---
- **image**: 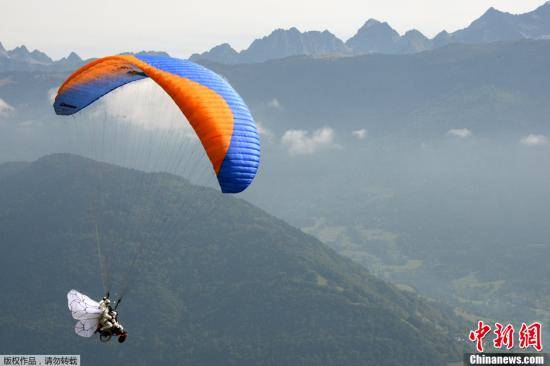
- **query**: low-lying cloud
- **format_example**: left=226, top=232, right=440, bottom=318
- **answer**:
left=281, top=127, right=336, bottom=155
left=447, top=128, right=472, bottom=138
left=352, top=129, right=367, bottom=140
left=0, top=98, right=14, bottom=118
left=256, top=121, right=275, bottom=142
left=268, top=98, right=282, bottom=110
left=520, top=134, right=547, bottom=146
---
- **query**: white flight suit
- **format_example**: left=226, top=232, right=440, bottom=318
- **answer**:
left=98, top=300, right=114, bottom=332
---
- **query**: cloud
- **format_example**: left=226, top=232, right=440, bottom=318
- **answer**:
left=268, top=98, right=282, bottom=109
left=281, top=127, right=336, bottom=155
left=352, top=129, right=367, bottom=140
left=447, top=128, right=472, bottom=138
left=256, top=121, right=275, bottom=142
left=0, top=98, right=14, bottom=118
left=520, top=134, right=547, bottom=146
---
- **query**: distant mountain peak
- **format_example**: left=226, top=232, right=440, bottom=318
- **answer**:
left=346, top=18, right=400, bottom=54
left=404, top=29, right=426, bottom=37
left=56, top=51, right=83, bottom=68
left=192, top=27, right=349, bottom=64
left=30, top=49, right=53, bottom=64
left=241, top=27, right=349, bottom=62
left=361, top=20, right=395, bottom=33
left=362, top=18, right=383, bottom=28
left=119, top=50, right=171, bottom=58
left=263, top=27, right=301, bottom=38
left=444, top=1, right=550, bottom=44
left=357, top=19, right=396, bottom=34
left=0, top=43, right=86, bottom=71
left=433, top=30, right=453, bottom=47
left=190, top=43, right=238, bottom=64
left=532, top=1, right=550, bottom=14
left=480, top=6, right=507, bottom=19
left=211, top=43, right=236, bottom=52
left=5, top=44, right=53, bottom=64
left=8, top=45, right=33, bottom=61
left=135, top=50, right=170, bottom=57
left=399, top=29, right=432, bottom=53
left=66, top=51, right=81, bottom=61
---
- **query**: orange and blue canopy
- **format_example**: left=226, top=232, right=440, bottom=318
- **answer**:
left=53, top=54, right=260, bottom=193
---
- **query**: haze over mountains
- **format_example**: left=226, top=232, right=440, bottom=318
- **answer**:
left=191, top=2, right=550, bottom=63
left=206, top=40, right=550, bottom=325
left=205, top=40, right=550, bottom=138
left=1, top=1, right=549, bottom=357
left=0, top=155, right=464, bottom=365
left=1, top=37, right=548, bottom=330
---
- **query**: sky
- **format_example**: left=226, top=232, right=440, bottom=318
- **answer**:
left=0, top=0, right=546, bottom=60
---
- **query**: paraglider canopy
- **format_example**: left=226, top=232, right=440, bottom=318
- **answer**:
left=54, top=54, right=260, bottom=193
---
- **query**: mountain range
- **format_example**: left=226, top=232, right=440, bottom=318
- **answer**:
left=191, top=1, right=550, bottom=63
left=2, top=2, right=550, bottom=70
left=198, top=39, right=550, bottom=325
left=0, top=42, right=83, bottom=71
left=0, top=44, right=167, bottom=72
left=1, top=12, right=549, bottom=352
left=201, top=40, right=550, bottom=137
